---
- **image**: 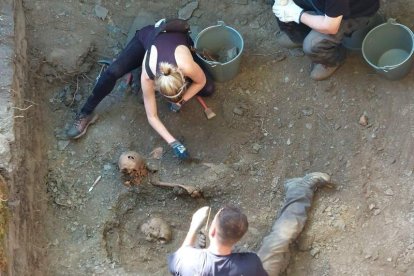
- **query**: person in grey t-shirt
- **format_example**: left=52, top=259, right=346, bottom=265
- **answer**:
left=168, top=172, right=332, bottom=276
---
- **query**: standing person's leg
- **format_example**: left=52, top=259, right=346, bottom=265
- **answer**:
left=67, top=30, right=148, bottom=139
left=257, top=172, right=331, bottom=276
left=303, top=16, right=373, bottom=80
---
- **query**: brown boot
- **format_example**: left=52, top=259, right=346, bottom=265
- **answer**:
left=310, top=63, right=340, bottom=81
left=66, top=113, right=98, bottom=139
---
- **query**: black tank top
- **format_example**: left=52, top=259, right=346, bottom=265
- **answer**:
left=153, top=32, right=191, bottom=74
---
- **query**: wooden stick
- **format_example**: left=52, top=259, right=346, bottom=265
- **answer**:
left=88, top=175, right=102, bottom=192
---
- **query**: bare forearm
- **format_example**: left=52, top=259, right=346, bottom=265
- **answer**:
left=182, top=82, right=205, bottom=102
left=300, top=13, right=341, bottom=34
left=147, top=116, right=176, bottom=144
left=181, top=228, right=198, bottom=247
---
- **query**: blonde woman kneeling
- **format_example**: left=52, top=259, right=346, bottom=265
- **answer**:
left=67, top=24, right=214, bottom=159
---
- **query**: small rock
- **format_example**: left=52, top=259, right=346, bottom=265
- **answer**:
left=252, top=143, right=262, bottom=153
left=233, top=107, right=244, bottom=116
left=178, top=1, right=198, bottom=20
left=248, top=226, right=259, bottom=236
left=305, top=123, right=312, bottom=129
left=384, top=188, right=394, bottom=196
left=286, top=138, right=291, bottom=145
left=58, top=140, right=70, bottom=151
left=310, top=247, right=320, bottom=257
left=373, top=209, right=381, bottom=216
left=94, top=5, right=108, bottom=20
left=249, top=21, right=260, bottom=29
left=238, top=18, right=248, bottom=26
left=333, top=219, right=346, bottom=230
left=359, top=114, right=368, bottom=126
left=301, top=107, right=314, bottom=116
left=104, top=164, right=112, bottom=171
left=387, top=257, right=392, bottom=262
left=369, top=204, right=375, bottom=210
left=150, top=147, right=164, bottom=160
left=289, top=48, right=305, bottom=57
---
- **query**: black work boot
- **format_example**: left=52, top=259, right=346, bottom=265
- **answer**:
left=285, top=172, right=332, bottom=191
left=66, top=113, right=99, bottom=139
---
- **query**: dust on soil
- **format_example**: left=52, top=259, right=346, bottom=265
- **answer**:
left=23, top=0, right=414, bottom=275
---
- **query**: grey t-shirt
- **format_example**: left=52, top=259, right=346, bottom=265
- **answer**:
left=168, top=246, right=268, bottom=276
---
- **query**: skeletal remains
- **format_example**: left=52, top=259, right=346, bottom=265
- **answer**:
left=118, top=151, right=148, bottom=187
left=118, top=150, right=202, bottom=198
left=140, top=217, right=172, bottom=243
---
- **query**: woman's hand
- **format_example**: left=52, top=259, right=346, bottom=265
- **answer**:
left=168, top=102, right=182, bottom=112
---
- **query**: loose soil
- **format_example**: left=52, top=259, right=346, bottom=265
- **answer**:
left=17, top=0, right=414, bottom=275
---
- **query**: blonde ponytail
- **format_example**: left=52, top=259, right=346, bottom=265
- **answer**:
left=155, top=62, right=186, bottom=98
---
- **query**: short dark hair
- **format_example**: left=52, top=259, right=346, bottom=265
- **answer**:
left=216, top=206, right=248, bottom=246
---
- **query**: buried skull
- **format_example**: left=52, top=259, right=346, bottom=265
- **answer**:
left=140, top=217, right=172, bottom=243
left=118, top=151, right=148, bottom=187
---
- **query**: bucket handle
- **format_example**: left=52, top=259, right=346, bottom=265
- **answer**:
left=386, top=18, right=397, bottom=25
left=206, top=60, right=222, bottom=67
left=381, top=65, right=399, bottom=72
left=200, top=20, right=228, bottom=67
left=205, top=20, right=226, bottom=67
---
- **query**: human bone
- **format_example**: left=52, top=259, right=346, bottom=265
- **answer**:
left=118, top=151, right=148, bottom=186
left=140, top=218, right=172, bottom=243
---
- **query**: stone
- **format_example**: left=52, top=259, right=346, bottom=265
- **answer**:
left=58, top=140, right=70, bottom=151
left=252, top=143, right=262, bottom=153
left=178, top=1, right=199, bottom=20
left=233, top=107, right=244, bottom=116
left=359, top=114, right=368, bottom=126
left=301, top=107, right=314, bottom=116
left=94, top=5, right=108, bottom=20
left=286, top=138, right=291, bottom=145
left=249, top=21, right=260, bottom=29
left=384, top=188, right=394, bottom=196
left=310, top=247, right=320, bottom=257
left=333, top=218, right=346, bottom=230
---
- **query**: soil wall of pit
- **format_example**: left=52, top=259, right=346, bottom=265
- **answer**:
left=1, top=0, right=47, bottom=275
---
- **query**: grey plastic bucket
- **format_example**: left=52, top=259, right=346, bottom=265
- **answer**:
left=362, top=19, right=414, bottom=80
left=195, top=21, right=244, bottom=82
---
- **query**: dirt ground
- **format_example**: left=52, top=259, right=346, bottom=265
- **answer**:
left=19, top=0, right=414, bottom=275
